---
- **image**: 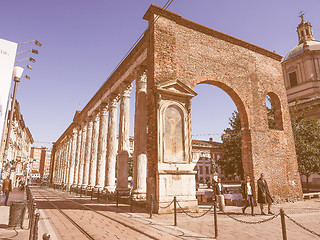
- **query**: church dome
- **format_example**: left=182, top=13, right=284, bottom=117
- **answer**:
left=283, top=12, right=320, bottom=62
left=283, top=40, right=320, bottom=61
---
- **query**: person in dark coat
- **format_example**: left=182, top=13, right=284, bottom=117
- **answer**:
left=213, top=178, right=225, bottom=211
left=257, top=173, right=273, bottom=215
left=2, top=175, right=12, bottom=206
left=241, top=175, right=255, bottom=216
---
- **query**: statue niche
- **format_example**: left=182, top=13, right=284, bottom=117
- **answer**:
left=163, top=105, right=184, bottom=162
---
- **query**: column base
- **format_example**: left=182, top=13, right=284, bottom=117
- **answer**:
left=116, top=187, right=130, bottom=196
left=94, top=185, right=104, bottom=192
left=132, top=189, right=146, bottom=200
left=104, top=185, right=116, bottom=193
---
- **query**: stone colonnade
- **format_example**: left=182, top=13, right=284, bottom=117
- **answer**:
left=52, top=67, right=147, bottom=198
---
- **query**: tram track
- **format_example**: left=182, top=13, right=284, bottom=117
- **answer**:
left=32, top=187, right=183, bottom=240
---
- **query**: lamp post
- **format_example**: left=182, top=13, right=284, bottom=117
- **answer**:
left=2, top=66, right=24, bottom=173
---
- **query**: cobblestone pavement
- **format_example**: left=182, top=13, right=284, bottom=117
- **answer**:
left=30, top=187, right=320, bottom=240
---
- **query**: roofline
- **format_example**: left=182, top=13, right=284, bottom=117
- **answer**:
left=143, top=5, right=282, bottom=61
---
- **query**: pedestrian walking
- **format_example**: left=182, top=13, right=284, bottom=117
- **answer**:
left=241, top=175, right=255, bottom=216
left=2, top=175, right=12, bottom=206
left=257, top=173, right=273, bottom=215
left=213, top=178, right=225, bottom=211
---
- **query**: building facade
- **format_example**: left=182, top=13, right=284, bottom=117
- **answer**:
left=1, top=99, right=33, bottom=187
left=282, top=14, right=320, bottom=190
left=30, top=147, right=52, bottom=180
left=191, top=139, right=224, bottom=184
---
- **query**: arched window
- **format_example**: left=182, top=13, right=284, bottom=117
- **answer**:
left=266, top=93, right=284, bottom=130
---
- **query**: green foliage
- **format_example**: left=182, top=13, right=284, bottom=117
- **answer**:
left=218, top=111, right=243, bottom=178
left=290, top=102, right=320, bottom=179
left=128, top=153, right=133, bottom=177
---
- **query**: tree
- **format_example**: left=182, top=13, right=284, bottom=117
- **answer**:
left=290, top=102, right=320, bottom=191
left=218, top=111, right=243, bottom=179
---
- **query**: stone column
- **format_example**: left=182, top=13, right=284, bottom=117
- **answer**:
left=89, top=111, right=99, bottom=188
left=55, top=147, right=61, bottom=184
left=78, top=121, right=87, bottom=187
left=133, top=68, right=147, bottom=198
left=105, top=95, right=118, bottom=192
left=73, top=126, right=82, bottom=186
left=65, top=139, right=72, bottom=185
left=61, top=143, right=67, bottom=184
left=95, top=103, right=108, bottom=190
left=82, top=117, right=93, bottom=188
left=68, top=128, right=78, bottom=187
left=116, top=84, right=132, bottom=193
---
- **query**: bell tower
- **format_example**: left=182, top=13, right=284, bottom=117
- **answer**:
left=297, top=11, right=315, bottom=44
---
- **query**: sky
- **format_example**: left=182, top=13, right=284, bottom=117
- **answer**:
left=1, top=0, right=320, bottom=148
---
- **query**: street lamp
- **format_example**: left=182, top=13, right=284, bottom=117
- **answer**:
left=2, top=67, right=24, bottom=171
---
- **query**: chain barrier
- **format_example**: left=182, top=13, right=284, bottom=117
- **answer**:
left=176, top=201, right=214, bottom=219
left=224, top=212, right=280, bottom=224
left=152, top=197, right=174, bottom=209
left=284, top=213, right=320, bottom=238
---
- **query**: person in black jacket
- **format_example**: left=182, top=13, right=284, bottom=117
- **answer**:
left=213, top=178, right=225, bottom=211
left=257, top=173, right=273, bottom=215
left=241, top=175, right=255, bottom=216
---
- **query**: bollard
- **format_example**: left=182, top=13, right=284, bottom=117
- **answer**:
left=33, top=213, right=40, bottom=240
left=105, top=191, right=108, bottom=204
left=214, top=201, right=218, bottom=239
left=91, top=189, right=93, bottom=200
left=116, top=190, right=119, bottom=208
left=80, top=188, right=82, bottom=198
left=174, top=196, right=177, bottom=226
left=42, top=233, right=50, bottom=240
left=280, top=209, right=287, bottom=240
left=29, top=202, right=36, bottom=237
left=150, top=194, right=153, bottom=219
left=130, top=193, right=133, bottom=213
left=97, top=189, right=100, bottom=203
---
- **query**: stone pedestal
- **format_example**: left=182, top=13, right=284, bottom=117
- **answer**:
left=156, top=169, right=198, bottom=214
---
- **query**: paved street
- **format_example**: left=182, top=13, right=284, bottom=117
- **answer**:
left=26, top=186, right=320, bottom=239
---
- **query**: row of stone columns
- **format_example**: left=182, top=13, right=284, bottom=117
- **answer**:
left=53, top=67, right=147, bottom=198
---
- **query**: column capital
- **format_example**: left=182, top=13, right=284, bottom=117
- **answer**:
left=72, top=127, right=78, bottom=135
left=120, top=83, right=133, bottom=98
left=93, top=110, right=100, bottom=122
left=134, top=65, right=147, bottom=78
left=109, top=94, right=119, bottom=108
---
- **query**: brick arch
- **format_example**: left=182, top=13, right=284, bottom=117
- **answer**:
left=191, top=76, right=249, bottom=130
left=265, top=91, right=284, bottom=130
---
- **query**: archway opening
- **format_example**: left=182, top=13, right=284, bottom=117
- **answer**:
left=191, top=82, right=249, bottom=196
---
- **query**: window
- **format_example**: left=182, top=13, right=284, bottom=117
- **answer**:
left=301, top=30, right=305, bottom=37
left=266, top=92, right=284, bottom=130
left=289, top=72, right=298, bottom=87
left=199, top=167, right=203, bottom=174
left=206, top=166, right=209, bottom=175
left=306, top=29, right=309, bottom=35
